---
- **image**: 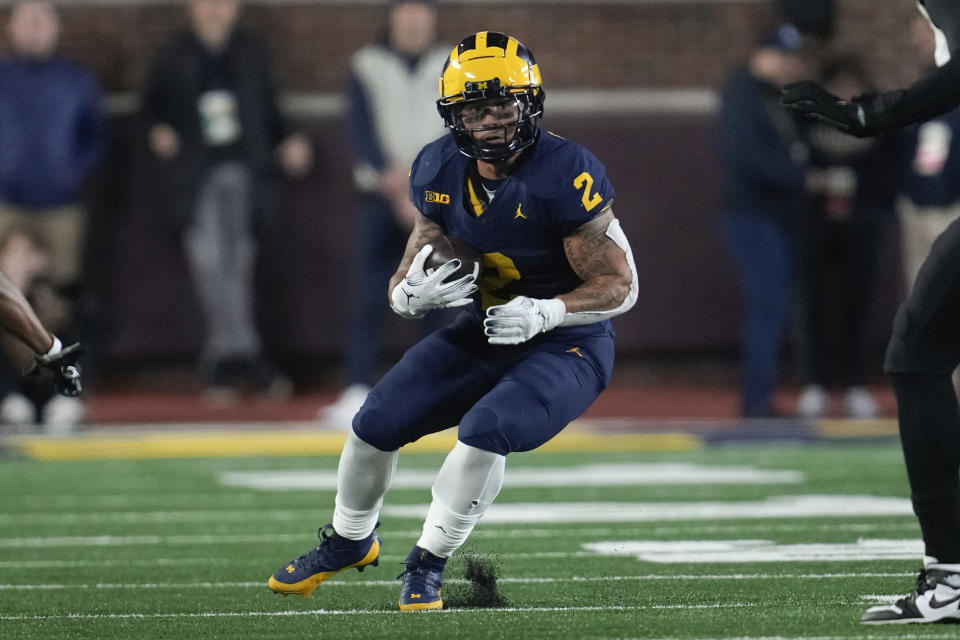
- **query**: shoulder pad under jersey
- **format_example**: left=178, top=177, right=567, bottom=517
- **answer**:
left=410, top=135, right=460, bottom=188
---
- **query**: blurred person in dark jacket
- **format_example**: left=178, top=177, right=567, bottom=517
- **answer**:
left=318, top=0, right=450, bottom=429
left=718, top=23, right=810, bottom=418
left=0, top=0, right=107, bottom=290
left=141, top=0, right=312, bottom=401
left=795, top=54, right=898, bottom=419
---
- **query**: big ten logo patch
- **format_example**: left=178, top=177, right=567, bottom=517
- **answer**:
left=425, top=191, right=451, bottom=204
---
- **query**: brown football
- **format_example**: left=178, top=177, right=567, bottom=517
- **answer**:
left=425, top=235, right=482, bottom=282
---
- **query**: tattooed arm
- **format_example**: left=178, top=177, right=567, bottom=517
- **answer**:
left=558, top=208, right=635, bottom=314
left=386, top=210, right=445, bottom=302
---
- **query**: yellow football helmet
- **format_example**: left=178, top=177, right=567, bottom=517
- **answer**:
left=437, top=32, right=545, bottom=162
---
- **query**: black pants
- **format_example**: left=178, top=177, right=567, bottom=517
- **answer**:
left=803, top=216, right=882, bottom=388
left=885, top=215, right=960, bottom=562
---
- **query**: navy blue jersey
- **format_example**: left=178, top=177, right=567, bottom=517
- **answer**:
left=409, top=130, right=616, bottom=337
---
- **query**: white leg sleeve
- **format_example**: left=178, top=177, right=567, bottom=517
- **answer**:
left=416, top=441, right=506, bottom=558
left=332, top=430, right=399, bottom=540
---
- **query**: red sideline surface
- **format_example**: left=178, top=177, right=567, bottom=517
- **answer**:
left=82, top=384, right=898, bottom=425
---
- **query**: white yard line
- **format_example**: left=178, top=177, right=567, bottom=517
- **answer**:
left=0, top=558, right=226, bottom=569
left=219, top=464, right=803, bottom=490
left=0, top=572, right=917, bottom=591
left=859, top=594, right=903, bottom=603
left=584, top=539, right=927, bottom=563
left=0, top=515, right=919, bottom=538
left=0, top=522, right=921, bottom=549
left=0, top=551, right=921, bottom=570
left=0, top=602, right=757, bottom=621
left=384, top=496, right=914, bottom=523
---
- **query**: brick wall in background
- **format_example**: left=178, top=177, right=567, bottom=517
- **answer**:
left=0, top=1, right=926, bottom=94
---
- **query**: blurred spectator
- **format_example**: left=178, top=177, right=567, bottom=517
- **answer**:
left=795, top=55, right=898, bottom=419
left=0, top=225, right=82, bottom=431
left=318, top=0, right=449, bottom=429
left=896, top=14, right=960, bottom=293
left=0, top=0, right=107, bottom=379
left=140, top=0, right=312, bottom=401
left=718, top=24, right=810, bottom=418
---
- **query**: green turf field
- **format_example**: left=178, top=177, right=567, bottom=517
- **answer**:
left=0, top=436, right=950, bottom=639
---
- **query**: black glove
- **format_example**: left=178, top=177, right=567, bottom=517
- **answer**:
left=25, top=341, right=83, bottom=397
left=781, top=80, right=877, bottom=137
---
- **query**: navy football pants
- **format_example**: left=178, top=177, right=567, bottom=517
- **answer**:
left=352, top=312, right=614, bottom=455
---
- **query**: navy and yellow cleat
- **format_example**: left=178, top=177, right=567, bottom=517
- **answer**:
left=268, top=524, right=381, bottom=598
left=397, top=545, right=446, bottom=611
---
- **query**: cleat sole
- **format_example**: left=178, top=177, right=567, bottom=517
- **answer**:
left=398, top=599, right=443, bottom=611
left=358, top=557, right=380, bottom=573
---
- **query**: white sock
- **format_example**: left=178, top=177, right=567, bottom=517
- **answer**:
left=416, top=441, right=505, bottom=558
left=332, top=430, right=398, bottom=540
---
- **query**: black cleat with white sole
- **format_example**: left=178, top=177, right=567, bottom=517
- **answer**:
left=862, top=561, right=960, bottom=624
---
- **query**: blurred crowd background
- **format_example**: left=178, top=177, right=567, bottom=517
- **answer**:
left=0, top=0, right=948, bottom=427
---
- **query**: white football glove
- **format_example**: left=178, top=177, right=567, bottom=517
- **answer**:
left=483, top=296, right=566, bottom=345
left=390, top=244, right=479, bottom=319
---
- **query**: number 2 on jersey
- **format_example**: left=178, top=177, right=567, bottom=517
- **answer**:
left=574, top=171, right=603, bottom=212
left=479, top=252, right=520, bottom=309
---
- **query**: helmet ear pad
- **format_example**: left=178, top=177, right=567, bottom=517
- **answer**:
left=438, top=89, right=545, bottom=163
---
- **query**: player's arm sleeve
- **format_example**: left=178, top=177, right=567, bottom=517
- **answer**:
left=868, top=1, right=960, bottom=130
left=872, top=56, right=960, bottom=129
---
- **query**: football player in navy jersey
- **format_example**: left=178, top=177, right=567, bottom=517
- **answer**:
left=269, top=31, right=637, bottom=610
left=784, top=1, right=960, bottom=625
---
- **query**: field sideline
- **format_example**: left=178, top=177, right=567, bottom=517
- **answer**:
left=0, top=423, right=948, bottom=639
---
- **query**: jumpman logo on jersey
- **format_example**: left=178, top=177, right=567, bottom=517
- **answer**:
left=514, top=203, right=527, bottom=219
left=566, top=347, right=584, bottom=358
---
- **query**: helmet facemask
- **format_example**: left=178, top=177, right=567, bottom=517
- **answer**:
left=439, top=87, right=543, bottom=163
